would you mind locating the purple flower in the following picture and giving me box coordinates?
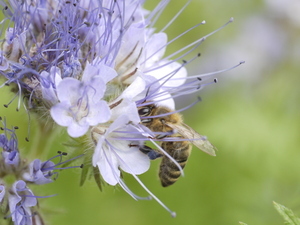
[0,0,241,217]
[50,62,115,137]
[8,180,37,225]
[23,159,55,185]
[0,184,5,203]
[23,151,83,185]
[0,123,20,168]
[92,112,150,186]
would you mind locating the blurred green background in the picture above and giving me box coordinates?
[1,0,300,224]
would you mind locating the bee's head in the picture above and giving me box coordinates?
[138,104,155,124]
[138,104,155,117]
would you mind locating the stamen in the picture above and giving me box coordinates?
[146,0,170,28]
[115,42,139,71]
[149,138,184,177]
[22,100,31,142]
[131,172,176,217]
[20,194,57,199]
[141,21,205,67]
[165,17,234,62]
[3,91,18,108]
[102,141,151,201]
[121,67,138,82]
[159,1,191,33]
[142,52,202,101]
[109,98,123,109]
[107,141,176,217]
[41,152,84,172]
[140,97,201,119]
[176,61,245,80]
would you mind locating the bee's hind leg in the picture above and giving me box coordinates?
[139,145,163,160]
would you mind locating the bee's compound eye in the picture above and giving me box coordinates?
[138,107,151,116]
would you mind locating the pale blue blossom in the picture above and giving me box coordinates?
[50,62,115,137]
[8,180,37,225]
[0,185,5,203]
[0,0,239,218]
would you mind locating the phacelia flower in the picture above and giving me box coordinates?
[50,62,115,137]
[0,0,243,217]
[0,119,83,224]
[8,180,38,225]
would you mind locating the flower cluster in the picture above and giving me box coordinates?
[0,0,242,219]
[0,119,82,225]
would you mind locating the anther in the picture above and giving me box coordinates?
[80,164,84,168]
[214,78,218,83]
[128,143,136,148]
[25,137,29,142]
[14,126,18,129]
[109,99,123,109]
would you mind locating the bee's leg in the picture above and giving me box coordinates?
[142,145,163,160]
[156,130,176,139]
[129,144,163,160]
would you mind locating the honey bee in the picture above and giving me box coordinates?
[137,103,217,187]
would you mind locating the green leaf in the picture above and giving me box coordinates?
[273,201,300,225]
[79,154,91,186]
[93,166,105,191]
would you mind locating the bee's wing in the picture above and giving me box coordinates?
[167,123,217,156]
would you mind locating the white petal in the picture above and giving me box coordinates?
[147,60,187,87]
[99,65,118,83]
[110,101,140,124]
[88,100,111,125]
[92,135,105,166]
[97,147,120,186]
[81,62,99,83]
[120,76,146,100]
[50,103,73,126]
[144,32,167,67]
[56,78,81,103]
[115,142,150,175]
[67,120,89,138]
[154,92,175,110]
[84,61,118,84]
